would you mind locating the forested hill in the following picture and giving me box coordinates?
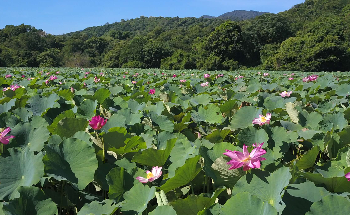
[1,0,350,72]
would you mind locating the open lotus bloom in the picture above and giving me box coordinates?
[201,82,209,87]
[149,88,155,94]
[89,116,107,130]
[280,91,292,97]
[0,127,15,144]
[223,143,266,171]
[252,113,271,125]
[204,74,210,78]
[136,166,162,183]
[346,172,350,181]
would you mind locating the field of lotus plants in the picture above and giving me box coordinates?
[0,67,350,214]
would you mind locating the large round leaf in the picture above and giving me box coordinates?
[77,200,117,215]
[121,183,156,213]
[149,205,177,215]
[231,167,292,214]
[3,186,57,215]
[221,192,277,215]
[230,106,262,129]
[306,195,350,215]
[43,138,98,190]
[0,147,44,200]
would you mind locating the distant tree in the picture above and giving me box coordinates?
[37,48,61,67]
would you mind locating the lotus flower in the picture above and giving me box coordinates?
[180,79,186,83]
[289,77,294,80]
[0,127,15,144]
[89,116,107,130]
[49,75,57,81]
[136,166,162,183]
[252,113,271,125]
[204,74,210,78]
[223,143,266,171]
[5,74,12,78]
[201,82,209,87]
[149,88,155,95]
[263,73,269,76]
[173,74,176,78]
[94,77,100,83]
[132,81,137,84]
[346,172,350,181]
[280,91,292,97]
[21,75,25,78]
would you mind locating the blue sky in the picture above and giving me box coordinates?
[0,0,305,35]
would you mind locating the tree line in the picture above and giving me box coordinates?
[1,0,350,72]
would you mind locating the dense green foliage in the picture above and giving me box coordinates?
[0,67,350,214]
[1,0,350,71]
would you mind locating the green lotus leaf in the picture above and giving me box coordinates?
[306,195,350,215]
[77,200,117,215]
[128,99,146,113]
[237,127,269,147]
[43,138,98,190]
[47,110,75,133]
[93,88,110,104]
[54,118,89,138]
[0,147,44,200]
[303,172,350,193]
[205,129,231,143]
[161,155,201,193]
[106,167,125,201]
[286,181,331,202]
[231,167,292,213]
[320,113,347,132]
[230,106,262,129]
[171,195,213,215]
[305,112,323,129]
[149,205,177,215]
[132,138,175,167]
[190,94,211,106]
[121,183,156,213]
[76,99,97,119]
[27,94,60,116]
[264,96,285,110]
[191,104,224,124]
[13,107,33,122]
[168,139,198,178]
[296,146,320,170]
[221,192,277,215]
[11,121,50,151]
[150,111,174,132]
[3,186,57,215]
[102,114,126,132]
[0,98,16,114]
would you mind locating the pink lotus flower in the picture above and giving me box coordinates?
[308,75,318,81]
[56,71,60,74]
[71,87,75,93]
[346,172,350,181]
[201,82,209,87]
[173,74,177,78]
[180,79,186,83]
[136,166,162,183]
[149,88,155,95]
[85,72,90,75]
[288,77,294,80]
[252,113,271,125]
[263,73,269,76]
[280,91,292,97]
[45,80,49,85]
[5,74,12,78]
[123,75,126,78]
[21,75,25,78]
[89,116,107,130]
[132,81,137,84]
[204,74,210,78]
[223,143,266,171]
[94,77,100,83]
[49,75,57,81]
[0,127,15,144]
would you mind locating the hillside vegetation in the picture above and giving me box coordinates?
[0,0,350,71]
